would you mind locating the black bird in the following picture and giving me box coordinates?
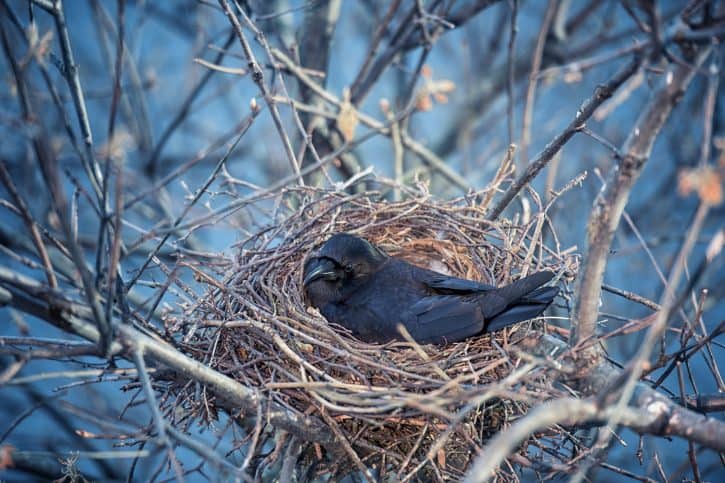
[303,233,558,344]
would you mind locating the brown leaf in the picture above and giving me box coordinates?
[336,87,358,142]
[678,166,723,206]
[700,169,723,205]
[0,445,14,470]
[414,69,455,111]
[415,93,433,111]
[437,448,446,469]
[433,92,449,104]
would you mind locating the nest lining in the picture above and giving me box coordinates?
[174,182,578,481]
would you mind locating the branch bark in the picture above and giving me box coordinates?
[463,332,725,483]
[570,46,709,346]
[487,55,641,221]
[296,0,347,184]
[0,268,340,458]
[217,0,303,183]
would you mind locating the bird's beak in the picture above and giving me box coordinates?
[303,258,338,286]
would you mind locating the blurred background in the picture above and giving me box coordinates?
[0,0,723,481]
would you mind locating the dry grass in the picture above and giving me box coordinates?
[173,179,578,481]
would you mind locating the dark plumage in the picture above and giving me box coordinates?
[303,233,559,344]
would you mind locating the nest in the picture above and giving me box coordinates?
[173,180,578,481]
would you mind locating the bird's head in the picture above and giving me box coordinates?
[303,234,388,291]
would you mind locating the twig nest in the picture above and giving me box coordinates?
[178,182,577,480]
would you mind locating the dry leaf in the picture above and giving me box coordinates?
[678,165,723,206]
[337,87,358,142]
[700,170,723,205]
[437,448,446,469]
[415,93,433,111]
[99,130,134,162]
[414,65,456,112]
[0,445,13,470]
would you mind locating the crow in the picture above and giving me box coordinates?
[303,233,558,344]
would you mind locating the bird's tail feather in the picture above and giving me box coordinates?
[484,272,558,332]
[518,285,559,305]
[493,271,555,304]
[485,302,552,332]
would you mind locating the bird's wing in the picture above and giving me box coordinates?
[403,295,485,344]
[422,273,496,294]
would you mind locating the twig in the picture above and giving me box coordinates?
[570,48,708,347]
[572,200,712,481]
[519,0,558,166]
[126,109,258,289]
[463,398,650,483]
[131,347,186,482]
[0,161,57,288]
[349,0,403,99]
[145,31,236,176]
[506,0,518,146]
[165,425,253,482]
[463,332,725,482]
[677,362,702,483]
[271,47,471,191]
[601,284,660,311]
[217,0,303,183]
[0,20,113,354]
[674,393,725,413]
[487,55,641,221]
[40,0,105,206]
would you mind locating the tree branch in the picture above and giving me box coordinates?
[570,46,709,346]
[487,55,641,221]
[0,267,340,459]
[463,332,725,482]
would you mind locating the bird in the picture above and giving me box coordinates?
[302,233,559,344]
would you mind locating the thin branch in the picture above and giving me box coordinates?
[0,17,113,354]
[271,48,471,191]
[131,348,185,482]
[463,332,725,482]
[487,55,641,220]
[506,0,518,146]
[43,0,105,206]
[217,0,303,183]
[601,283,660,311]
[0,268,340,456]
[519,0,558,166]
[126,109,258,290]
[570,47,709,346]
[0,161,57,288]
[145,30,236,177]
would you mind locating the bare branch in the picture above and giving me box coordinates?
[217,0,303,183]
[571,47,709,346]
[464,332,725,482]
[487,55,641,220]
